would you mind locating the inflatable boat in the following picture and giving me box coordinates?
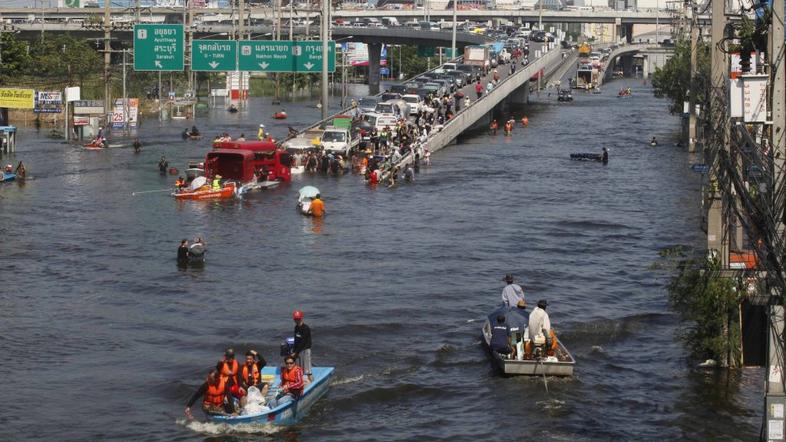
[570,153,603,161]
[173,177,237,201]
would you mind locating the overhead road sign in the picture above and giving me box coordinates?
[238,41,335,73]
[192,40,238,71]
[133,24,184,71]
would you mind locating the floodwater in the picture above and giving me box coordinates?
[0,78,764,441]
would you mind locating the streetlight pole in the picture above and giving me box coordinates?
[655,0,659,43]
[321,0,329,120]
[290,0,295,99]
[538,0,543,31]
[451,0,456,60]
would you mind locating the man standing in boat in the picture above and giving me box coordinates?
[501,274,527,309]
[290,310,313,382]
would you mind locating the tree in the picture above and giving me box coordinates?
[651,39,710,114]
[28,34,101,86]
[0,33,32,84]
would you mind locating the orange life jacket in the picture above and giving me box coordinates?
[504,122,513,132]
[203,376,226,407]
[490,121,498,130]
[219,359,239,384]
[242,363,260,386]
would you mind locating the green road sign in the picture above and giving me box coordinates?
[417,46,435,57]
[64,0,80,7]
[444,48,458,58]
[238,41,335,73]
[192,40,238,71]
[133,24,184,71]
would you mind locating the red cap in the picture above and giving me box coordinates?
[293,310,304,320]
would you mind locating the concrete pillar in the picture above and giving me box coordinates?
[368,43,382,95]
[624,24,633,44]
[642,55,649,78]
[622,56,633,77]
[506,81,530,104]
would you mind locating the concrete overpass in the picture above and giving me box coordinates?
[0,6,680,25]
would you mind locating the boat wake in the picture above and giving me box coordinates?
[177,418,281,435]
[332,374,365,386]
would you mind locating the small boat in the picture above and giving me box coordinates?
[173,178,237,201]
[182,132,202,140]
[237,180,281,196]
[83,142,105,150]
[273,111,288,119]
[227,106,239,113]
[185,161,205,182]
[207,366,334,426]
[1,172,16,182]
[482,306,575,376]
[188,242,206,264]
[570,153,603,162]
[297,185,320,215]
[291,165,305,175]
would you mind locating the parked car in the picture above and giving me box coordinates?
[380,92,402,102]
[358,96,381,113]
[401,94,423,114]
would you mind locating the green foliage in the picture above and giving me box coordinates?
[28,34,102,84]
[0,33,32,84]
[667,257,742,367]
[395,45,440,79]
[651,39,710,114]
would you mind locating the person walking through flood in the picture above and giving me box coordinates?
[308,194,324,217]
[177,239,189,266]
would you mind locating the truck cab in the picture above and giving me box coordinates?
[208,140,292,183]
[320,126,354,156]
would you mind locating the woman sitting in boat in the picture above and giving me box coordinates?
[267,356,304,408]
[184,368,240,419]
[174,176,186,190]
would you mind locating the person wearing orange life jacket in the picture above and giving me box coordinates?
[217,348,239,385]
[504,120,513,135]
[185,368,232,419]
[241,350,269,396]
[489,120,499,133]
[267,356,305,408]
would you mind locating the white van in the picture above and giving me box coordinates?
[362,113,398,132]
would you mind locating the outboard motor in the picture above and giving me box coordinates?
[279,336,295,356]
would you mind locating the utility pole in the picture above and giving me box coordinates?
[321,0,329,120]
[764,0,786,433]
[239,0,245,105]
[290,0,295,99]
[122,49,128,134]
[451,0,456,60]
[103,0,111,127]
[687,6,698,153]
[135,0,141,23]
[706,0,728,267]
[274,0,281,104]
[538,0,543,30]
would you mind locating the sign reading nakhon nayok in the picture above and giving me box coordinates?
[238,41,335,73]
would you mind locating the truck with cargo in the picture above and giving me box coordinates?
[463,45,490,72]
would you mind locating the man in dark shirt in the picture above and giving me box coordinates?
[177,239,189,266]
[290,310,312,381]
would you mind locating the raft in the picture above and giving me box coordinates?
[83,142,105,150]
[173,182,236,201]
[273,111,288,119]
[570,153,603,161]
[227,106,239,113]
[2,172,16,182]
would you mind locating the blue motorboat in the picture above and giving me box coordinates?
[207,365,334,426]
[2,172,16,182]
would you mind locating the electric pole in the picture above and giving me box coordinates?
[103,0,111,127]
[321,0,329,120]
[764,0,786,433]
[688,5,698,153]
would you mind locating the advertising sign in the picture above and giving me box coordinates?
[73,100,105,115]
[73,116,89,126]
[0,88,35,109]
[34,91,63,113]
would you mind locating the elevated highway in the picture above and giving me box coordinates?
[0,6,680,25]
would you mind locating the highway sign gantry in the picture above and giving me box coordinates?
[238,41,335,73]
[133,24,184,71]
[192,40,238,71]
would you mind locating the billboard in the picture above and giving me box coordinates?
[35,91,63,113]
[0,88,35,109]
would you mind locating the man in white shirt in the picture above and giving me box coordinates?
[527,299,557,357]
[501,274,527,309]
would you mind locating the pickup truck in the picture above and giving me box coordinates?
[320,126,358,156]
